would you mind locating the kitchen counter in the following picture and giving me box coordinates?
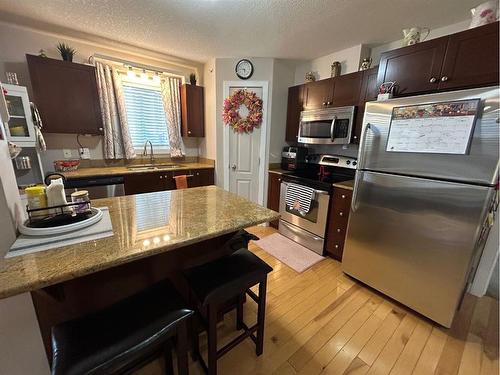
[60,162,214,179]
[332,179,355,191]
[0,186,279,299]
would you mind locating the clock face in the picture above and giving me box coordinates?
[236,59,253,80]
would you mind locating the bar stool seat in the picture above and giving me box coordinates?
[51,280,193,375]
[184,248,273,375]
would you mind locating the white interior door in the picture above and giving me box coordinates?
[224,83,268,204]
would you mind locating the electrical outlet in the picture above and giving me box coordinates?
[79,147,91,159]
[63,149,72,158]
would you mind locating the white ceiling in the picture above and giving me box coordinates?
[0,0,477,63]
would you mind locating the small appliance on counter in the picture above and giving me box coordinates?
[278,154,356,255]
[281,146,308,171]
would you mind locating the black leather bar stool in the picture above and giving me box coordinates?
[183,248,273,375]
[51,280,193,375]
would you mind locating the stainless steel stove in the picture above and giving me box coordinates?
[278,154,356,255]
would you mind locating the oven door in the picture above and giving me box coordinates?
[278,181,330,237]
[298,107,355,145]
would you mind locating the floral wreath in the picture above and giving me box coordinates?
[223,89,263,133]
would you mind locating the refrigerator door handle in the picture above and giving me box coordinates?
[351,170,364,212]
[358,122,372,168]
[330,115,337,142]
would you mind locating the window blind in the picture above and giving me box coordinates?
[122,84,170,148]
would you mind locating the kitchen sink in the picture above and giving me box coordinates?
[127,164,179,171]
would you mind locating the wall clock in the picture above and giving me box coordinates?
[235,59,254,80]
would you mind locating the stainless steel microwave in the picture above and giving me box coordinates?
[298,106,356,145]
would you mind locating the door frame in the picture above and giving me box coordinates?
[223,80,269,205]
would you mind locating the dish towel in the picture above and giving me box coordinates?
[285,183,315,215]
[174,175,188,189]
[30,102,46,151]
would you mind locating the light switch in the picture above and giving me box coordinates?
[63,149,72,158]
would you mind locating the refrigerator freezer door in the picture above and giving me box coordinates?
[342,171,494,327]
[359,86,499,185]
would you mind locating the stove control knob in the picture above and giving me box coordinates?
[346,160,351,165]
[352,161,357,166]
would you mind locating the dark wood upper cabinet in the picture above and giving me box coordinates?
[351,67,379,144]
[180,84,204,137]
[378,22,499,96]
[359,67,379,105]
[377,38,448,96]
[26,55,104,135]
[285,85,304,142]
[439,22,499,91]
[267,172,282,229]
[331,71,362,106]
[304,78,334,109]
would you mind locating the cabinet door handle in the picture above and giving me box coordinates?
[160,175,163,179]
[188,130,192,135]
[341,194,346,199]
[429,77,437,83]
[337,228,341,233]
[339,211,344,216]
[322,102,327,106]
[335,245,339,249]
[440,76,449,82]
[98,127,103,132]
[327,101,332,105]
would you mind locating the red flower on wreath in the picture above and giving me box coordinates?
[223,89,263,133]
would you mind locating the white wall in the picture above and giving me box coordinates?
[0,293,50,375]
[199,58,217,163]
[294,44,370,84]
[269,59,296,163]
[0,21,204,168]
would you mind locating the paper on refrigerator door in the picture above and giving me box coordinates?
[386,98,480,154]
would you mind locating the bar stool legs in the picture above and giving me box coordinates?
[256,278,267,356]
[191,275,268,375]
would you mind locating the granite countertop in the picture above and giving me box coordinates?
[61,162,214,179]
[0,186,279,299]
[332,179,355,191]
[268,168,292,175]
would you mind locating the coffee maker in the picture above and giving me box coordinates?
[281,146,308,171]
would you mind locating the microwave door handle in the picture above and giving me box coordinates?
[330,115,337,142]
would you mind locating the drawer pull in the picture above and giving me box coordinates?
[335,245,339,249]
[337,228,341,233]
[339,211,344,216]
[341,194,346,199]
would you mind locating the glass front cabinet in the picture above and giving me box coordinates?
[2,84,36,146]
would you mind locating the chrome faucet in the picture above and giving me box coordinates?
[142,140,155,164]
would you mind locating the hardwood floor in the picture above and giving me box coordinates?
[138,226,499,375]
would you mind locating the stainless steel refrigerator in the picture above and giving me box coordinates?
[342,86,499,328]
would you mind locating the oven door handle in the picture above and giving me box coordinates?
[281,181,329,196]
[330,115,337,142]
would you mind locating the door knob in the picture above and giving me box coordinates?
[231,164,237,170]
[440,76,449,82]
[429,77,437,83]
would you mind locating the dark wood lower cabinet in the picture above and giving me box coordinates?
[124,168,214,195]
[267,172,282,229]
[325,187,353,261]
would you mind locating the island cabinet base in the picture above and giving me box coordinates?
[31,230,250,363]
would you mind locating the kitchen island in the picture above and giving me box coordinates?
[0,186,279,367]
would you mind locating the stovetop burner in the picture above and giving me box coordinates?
[281,154,356,192]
